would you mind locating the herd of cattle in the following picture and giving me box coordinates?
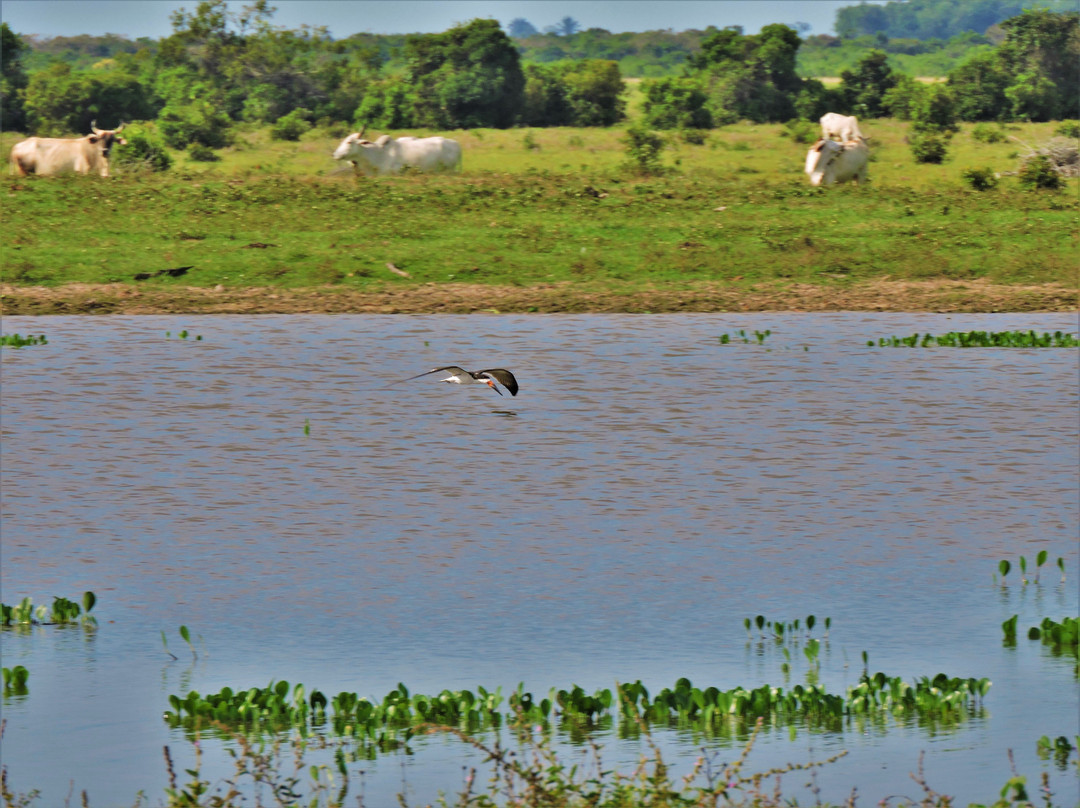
[9,113,869,186]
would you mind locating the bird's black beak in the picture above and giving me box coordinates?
[488,381,504,396]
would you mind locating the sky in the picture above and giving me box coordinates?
[1,1,865,39]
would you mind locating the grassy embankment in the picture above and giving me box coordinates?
[1,117,1076,314]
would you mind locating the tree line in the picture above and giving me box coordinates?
[639,9,1077,130]
[1,1,1075,160]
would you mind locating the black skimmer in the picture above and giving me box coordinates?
[399,366,519,396]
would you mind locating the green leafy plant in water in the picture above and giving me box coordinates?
[1035,550,1049,583]
[1,592,96,627]
[869,330,1079,348]
[180,625,197,659]
[720,329,772,345]
[1025,616,1079,672]
[2,665,29,696]
[0,334,48,348]
[1036,734,1076,767]
[1002,614,1019,645]
[161,630,178,660]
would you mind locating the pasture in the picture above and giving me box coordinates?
[2,119,1076,314]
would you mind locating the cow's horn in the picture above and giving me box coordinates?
[358,123,367,139]
[115,121,126,132]
[90,119,101,134]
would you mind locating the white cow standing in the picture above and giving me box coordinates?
[819,112,865,143]
[10,121,127,177]
[805,138,870,186]
[333,132,462,176]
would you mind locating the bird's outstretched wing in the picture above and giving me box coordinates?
[395,366,471,385]
[478,368,519,396]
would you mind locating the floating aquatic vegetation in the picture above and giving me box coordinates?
[1036,734,1077,768]
[0,592,96,628]
[1003,615,1078,674]
[719,329,772,345]
[164,669,990,748]
[743,614,830,640]
[2,665,29,696]
[0,333,48,348]
[166,330,203,340]
[995,553,1066,584]
[868,330,1079,348]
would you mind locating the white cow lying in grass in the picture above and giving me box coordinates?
[820,112,865,143]
[333,132,462,176]
[805,138,870,186]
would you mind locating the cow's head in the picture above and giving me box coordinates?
[805,139,843,186]
[333,132,376,162]
[333,129,394,167]
[88,120,128,154]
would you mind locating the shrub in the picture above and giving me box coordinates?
[1055,120,1080,139]
[1018,154,1063,190]
[112,125,172,172]
[522,130,540,151]
[159,101,232,149]
[781,119,818,144]
[621,126,666,176]
[971,123,1006,143]
[269,108,313,141]
[910,132,949,164]
[961,166,998,191]
[187,142,220,162]
[679,128,709,145]
[641,76,712,130]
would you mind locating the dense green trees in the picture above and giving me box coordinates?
[837,50,898,118]
[644,24,820,126]
[1,5,1074,138]
[520,59,626,127]
[1,23,29,132]
[404,19,524,128]
[835,0,1072,40]
[945,9,1078,121]
[22,61,156,135]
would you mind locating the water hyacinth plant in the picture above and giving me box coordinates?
[2,665,29,696]
[164,670,990,749]
[995,554,1065,585]
[0,333,48,348]
[0,592,97,628]
[868,330,1079,348]
[719,329,772,345]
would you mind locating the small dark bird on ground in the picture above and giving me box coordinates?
[397,366,519,396]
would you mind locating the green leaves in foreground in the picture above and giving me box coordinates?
[868,330,1079,348]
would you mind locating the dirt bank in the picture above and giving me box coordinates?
[1,279,1076,316]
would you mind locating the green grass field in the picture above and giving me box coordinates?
[2,119,1076,311]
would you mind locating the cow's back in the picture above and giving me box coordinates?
[397,136,461,172]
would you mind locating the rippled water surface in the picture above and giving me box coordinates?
[2,313,1077,807]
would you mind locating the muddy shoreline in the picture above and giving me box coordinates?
[1,279,1076,315]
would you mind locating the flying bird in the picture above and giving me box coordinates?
[398,366,519,396]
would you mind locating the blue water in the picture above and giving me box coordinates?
[1,313,1077,807]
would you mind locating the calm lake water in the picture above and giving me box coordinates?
[1,313,1077,808]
